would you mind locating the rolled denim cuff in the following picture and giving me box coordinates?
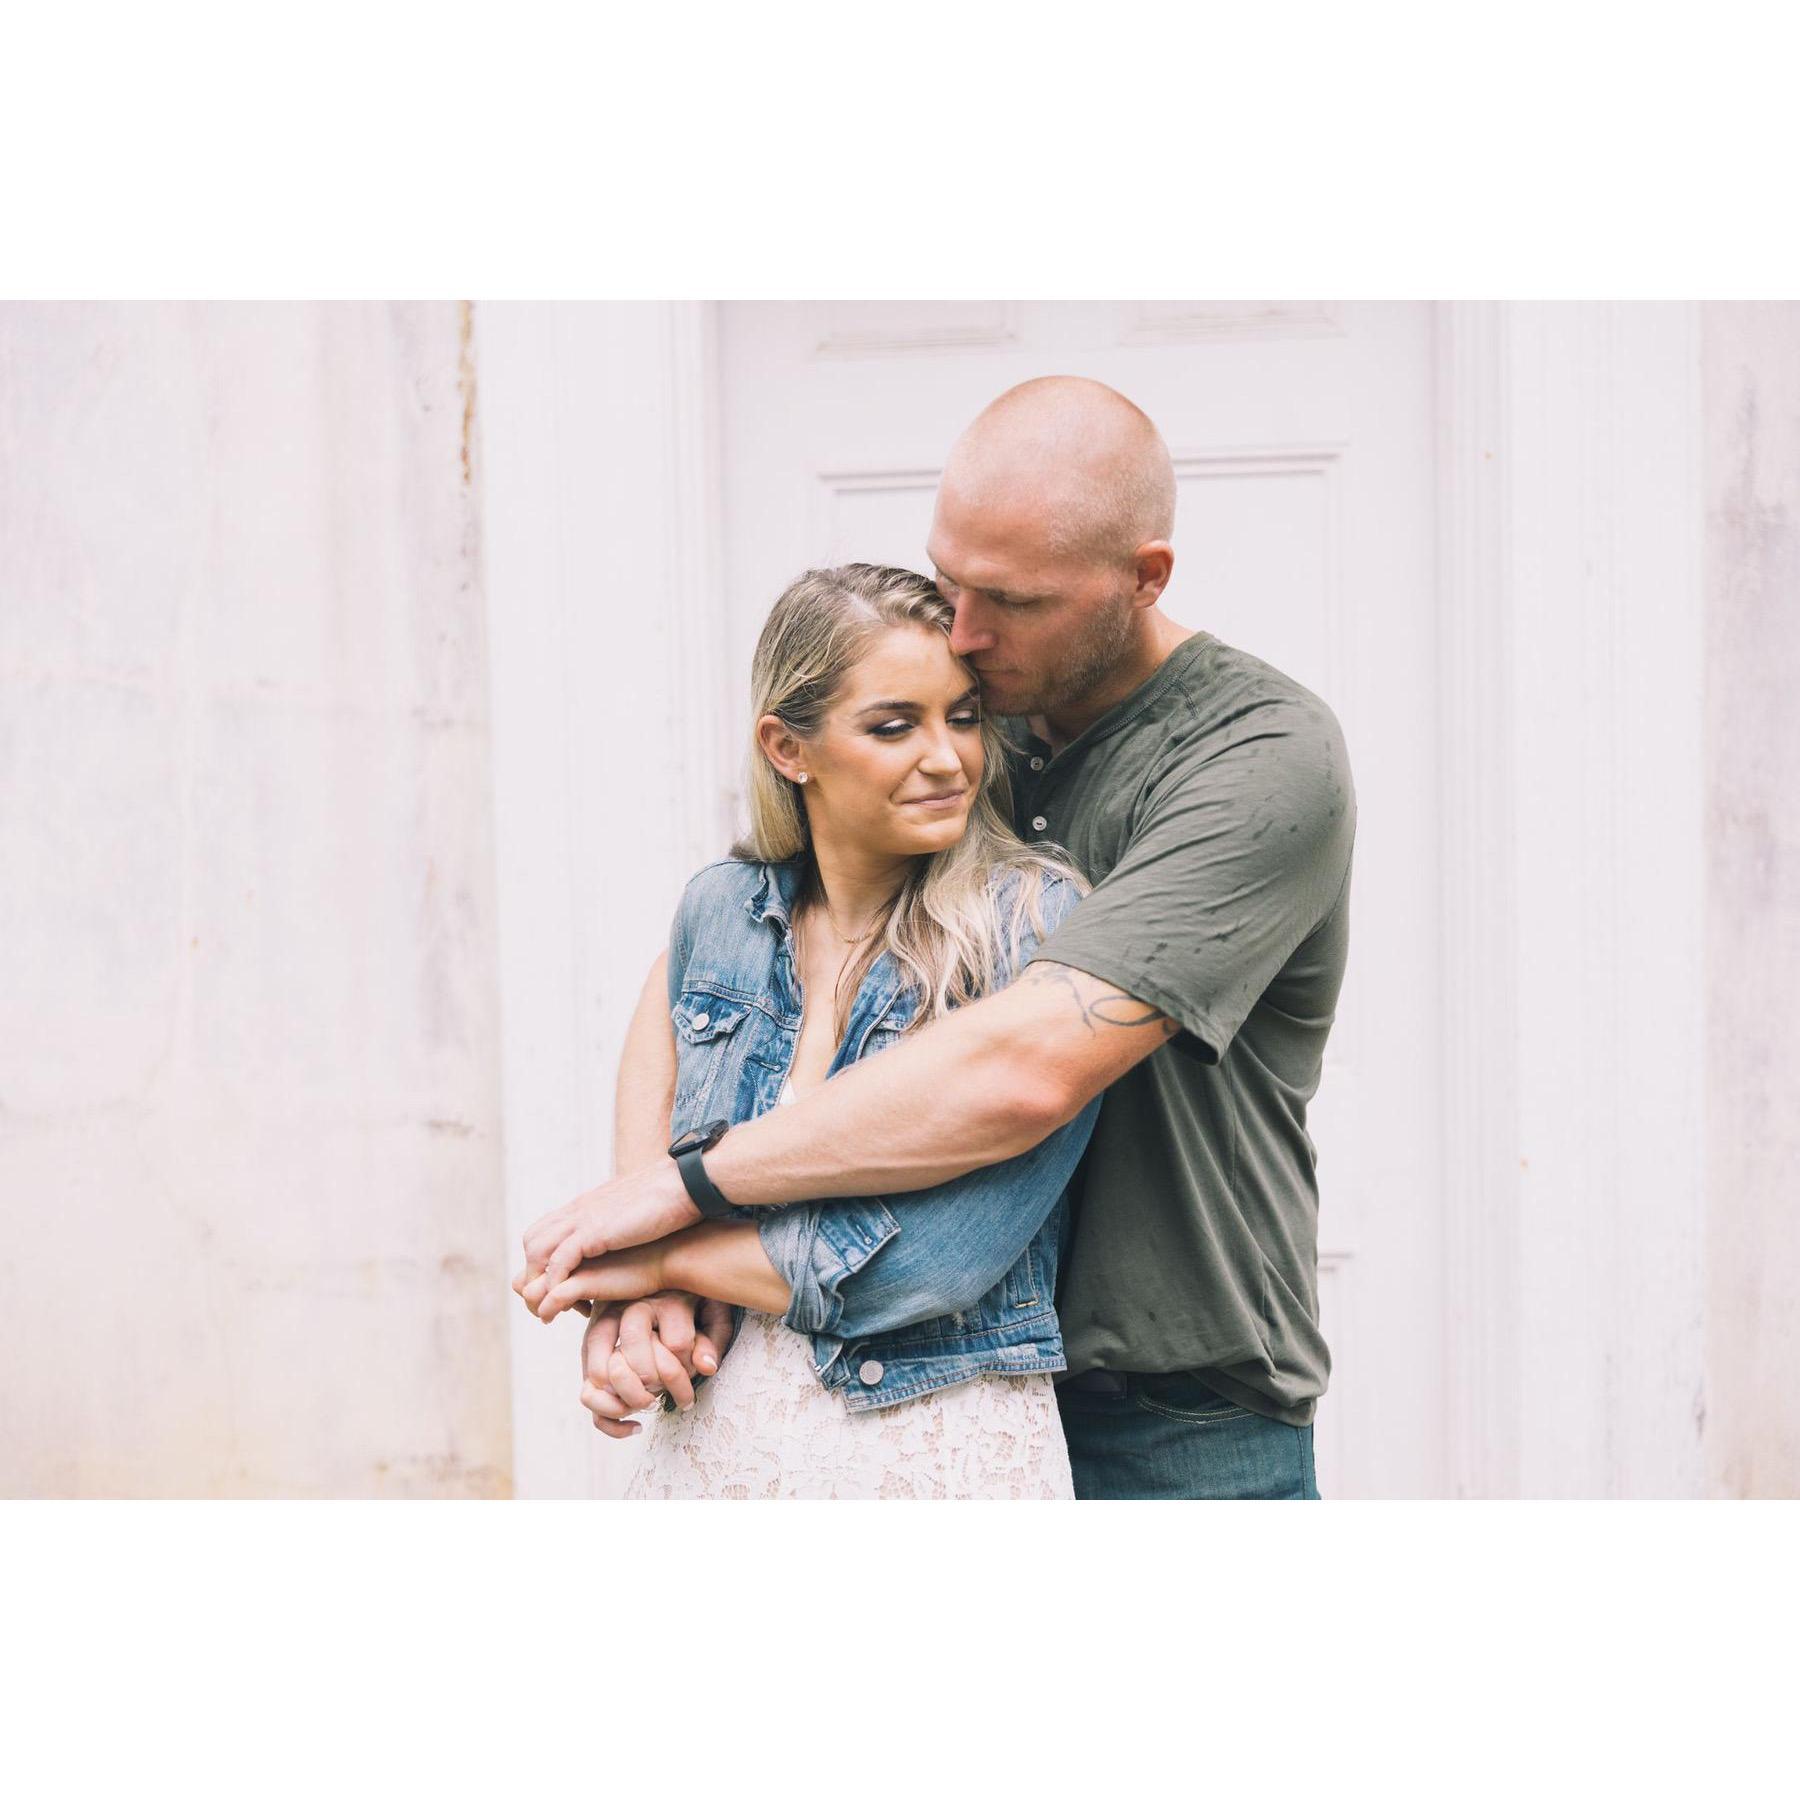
[757,1201,901,1336]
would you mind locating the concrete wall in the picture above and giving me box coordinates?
[0,303,512,1496]
[1703,302,1800,1498]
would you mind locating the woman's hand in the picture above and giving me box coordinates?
[579,1293,737,1436]
[536,1239,669,1323]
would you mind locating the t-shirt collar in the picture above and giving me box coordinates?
[1003,631,1214,767]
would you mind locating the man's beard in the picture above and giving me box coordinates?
[997,588,1138,719]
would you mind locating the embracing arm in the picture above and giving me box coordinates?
[529,964,1173,1288]
[541,1085,1102,1333]
[527,957,1164,1295]
[700,959,1170,1204]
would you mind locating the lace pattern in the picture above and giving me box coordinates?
[623,1307,1075,1501]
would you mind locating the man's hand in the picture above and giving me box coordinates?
[513,1160,699,1316]
[580,1293,738,1438]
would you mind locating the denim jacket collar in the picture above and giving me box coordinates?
[745,858,802,938]
[744,858,915,1039]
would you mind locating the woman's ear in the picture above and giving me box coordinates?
[755,713,808,785]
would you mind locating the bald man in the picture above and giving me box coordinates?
[524,376,1355,1500]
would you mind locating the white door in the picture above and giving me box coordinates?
[716,301,1444,1498]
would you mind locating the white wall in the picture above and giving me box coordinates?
[1438,303,1710,1498]
[1703,302,1800,1498]
[0,303,513,1496]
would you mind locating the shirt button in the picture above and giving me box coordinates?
[1030,815,1048,833]
[858,1360,884,1386]
[1028,756,1045,772]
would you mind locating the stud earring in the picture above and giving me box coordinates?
[795,772,808,784]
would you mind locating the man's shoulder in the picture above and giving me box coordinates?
[1145,635,1348,778]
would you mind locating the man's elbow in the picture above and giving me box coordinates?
[969,1042,1083,1158]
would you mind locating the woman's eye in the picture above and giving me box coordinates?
[950,711,981,728]
[871,720,911,739]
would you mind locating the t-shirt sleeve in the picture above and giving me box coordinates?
[1028,700,1355,1063]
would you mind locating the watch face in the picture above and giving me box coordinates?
[670,1119,728,1157]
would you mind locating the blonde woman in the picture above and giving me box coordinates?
[533,564,1099,1499]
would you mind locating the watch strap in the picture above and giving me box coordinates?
[673,1143,736,1221]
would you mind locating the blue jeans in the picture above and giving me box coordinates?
[1056,1372,1320,1500]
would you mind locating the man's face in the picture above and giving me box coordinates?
[925,482,1137,720]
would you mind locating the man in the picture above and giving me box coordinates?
[518,375,1355,1500]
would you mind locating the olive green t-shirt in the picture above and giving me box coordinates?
[1013,632,1355,1425]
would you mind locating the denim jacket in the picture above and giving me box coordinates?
[666,857,1100,1413]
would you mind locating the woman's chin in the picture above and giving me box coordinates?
[887,815,969,856]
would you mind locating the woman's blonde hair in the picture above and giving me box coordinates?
[737,563,1084,1034]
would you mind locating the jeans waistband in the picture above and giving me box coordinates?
[1056,1369,1132,1396]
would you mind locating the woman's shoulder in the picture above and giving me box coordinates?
[679,856,764,912]
[670,856,770,969]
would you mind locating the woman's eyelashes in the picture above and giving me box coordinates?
[868,710,981,740]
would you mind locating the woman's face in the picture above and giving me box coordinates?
[771,626,985,862]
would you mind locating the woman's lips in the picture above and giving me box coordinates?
[901,790,969,810]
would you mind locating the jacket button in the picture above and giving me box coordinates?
[858,1360,884,1386]
[690,1011,710,1030]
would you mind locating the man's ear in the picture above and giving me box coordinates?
[1131,541,1175,608]
[755,713,807,783]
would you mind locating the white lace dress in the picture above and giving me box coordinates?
[623,1085,1075,1501]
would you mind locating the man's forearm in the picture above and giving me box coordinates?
[703,972,1107,1208]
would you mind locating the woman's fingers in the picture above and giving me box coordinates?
[538,1264,641,1323]
[582,1307,621,1386]
[608,1306,661,1411]
[650,1294,697,1367]
[694,1297,737,1375]
[581,1382,640,1439]
[605,1347,656,1412]
[650,1336,696,1412]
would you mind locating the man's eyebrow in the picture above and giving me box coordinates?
[936,568,1038,605]
[855,686,981,716]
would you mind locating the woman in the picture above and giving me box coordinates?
[536,563,1099,1499]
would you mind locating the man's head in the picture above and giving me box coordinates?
[926,375,1176,719]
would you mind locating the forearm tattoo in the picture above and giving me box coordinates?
[1021,963,1180,1039]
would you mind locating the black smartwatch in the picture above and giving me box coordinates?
[668,1118,736,1220]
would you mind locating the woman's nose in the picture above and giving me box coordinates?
[917,732,963,775]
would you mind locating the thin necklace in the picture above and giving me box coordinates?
[810,893,882,946]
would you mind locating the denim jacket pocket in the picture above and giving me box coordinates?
[671,996,753,1124]
[672,997,751,1046]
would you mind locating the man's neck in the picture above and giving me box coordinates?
[1036,612,1195,750]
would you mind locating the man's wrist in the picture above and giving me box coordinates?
[660,1157,704,1228]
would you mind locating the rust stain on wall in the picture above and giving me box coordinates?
[457,299,477,489]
